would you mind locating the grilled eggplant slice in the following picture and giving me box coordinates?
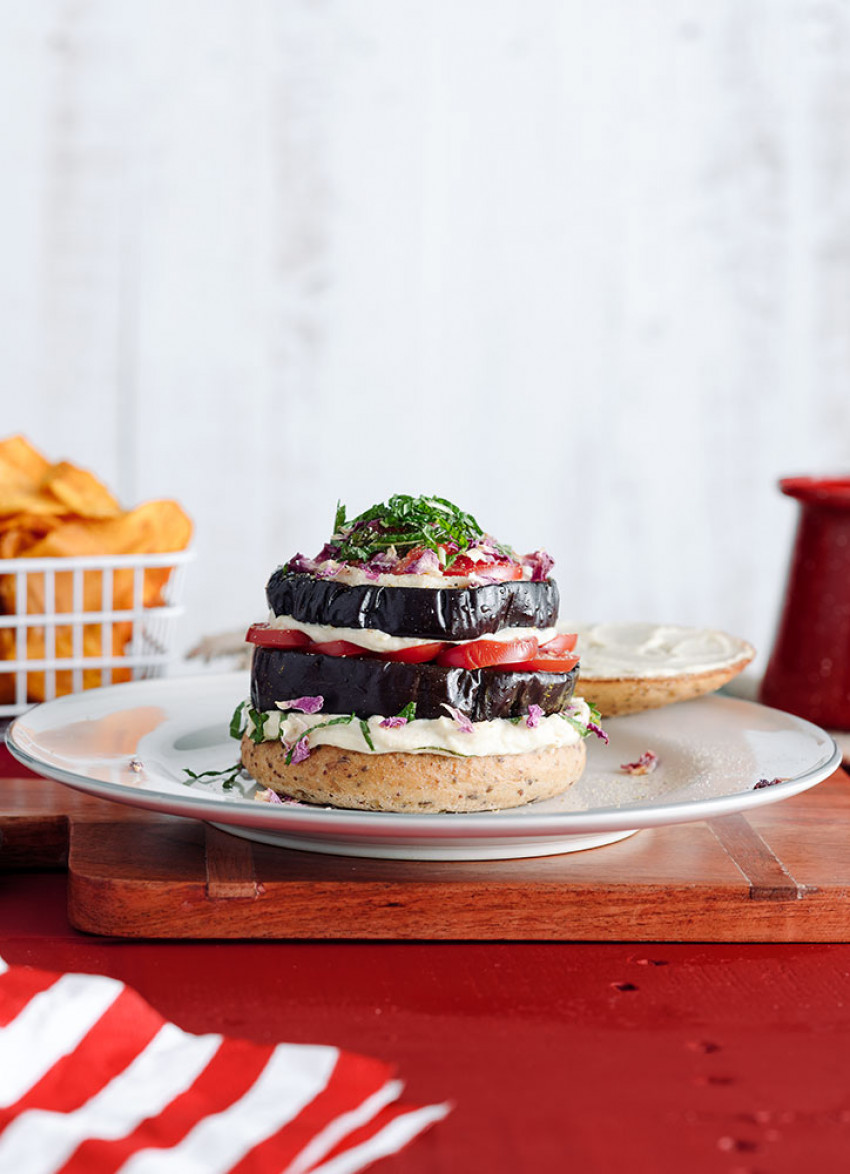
[266,571,559,641]
[250,646,578,722]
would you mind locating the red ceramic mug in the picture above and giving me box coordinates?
[760,476,850,729]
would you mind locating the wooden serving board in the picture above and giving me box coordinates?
[2,770,850,941]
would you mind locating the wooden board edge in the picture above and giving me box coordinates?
[64,871,850,941]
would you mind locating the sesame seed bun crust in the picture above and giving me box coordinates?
[241,735,587,813]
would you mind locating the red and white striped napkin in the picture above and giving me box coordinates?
[0,956,449,1173]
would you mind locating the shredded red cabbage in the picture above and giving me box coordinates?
[521,550,555,581]
[285,552,312,573]
[588,721,609,744]
[285,552,343,579]
[401,548,441,575]
[379,715,409,728]
[362,550,401,580]
[315,561,343,579]
[470,569,511,585]
[469,536,505,559]
[525,704,544,729]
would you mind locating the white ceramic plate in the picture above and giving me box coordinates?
[6,673,840,861]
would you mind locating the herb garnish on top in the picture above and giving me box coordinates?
[328,494,510,568]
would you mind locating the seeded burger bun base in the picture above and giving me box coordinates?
[571,622,755,717]
[241,736,587,813]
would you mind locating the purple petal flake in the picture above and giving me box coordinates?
[379,715,409,728]
[525,704,544,729]
[620,750,658,776]
[286,735,311,765]
[588,720,609,744]
[441,703,474,733]
[278,696,324,715]
[257,788,304,806]
[521,549,555,582]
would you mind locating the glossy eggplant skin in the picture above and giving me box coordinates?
[265,571,559,640]
[250,647,578,722]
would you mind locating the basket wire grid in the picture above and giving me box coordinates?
[0,550,193,718]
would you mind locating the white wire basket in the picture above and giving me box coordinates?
[0,549,193,718]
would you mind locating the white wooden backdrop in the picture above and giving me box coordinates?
[3,0,850,668]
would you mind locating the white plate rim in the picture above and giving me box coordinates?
[4,672,842,842]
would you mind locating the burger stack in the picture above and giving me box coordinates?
[234,495,602,812]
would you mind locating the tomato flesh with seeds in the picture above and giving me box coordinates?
[443,555,524,581]
[435,636,539,670]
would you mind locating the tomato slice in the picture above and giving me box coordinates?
[520,651,580,672]
[510,633,580,672]
[245,624,311,649]
[443,555,523,581]
[435,636,539,670]
[380,642,448,663]
[245,626,574,671]
[310,640,374,658]
[541,633,577,654]
[245,627,374,658]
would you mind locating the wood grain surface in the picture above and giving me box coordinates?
[3,769,849,940]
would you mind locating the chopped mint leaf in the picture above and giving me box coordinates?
[184,762,244,788]
[333,500,346,536]
[397,701,417,721]
[418,745,469,757]
[310,713,356,732]
[559,710,592,738]
[247,708,268,744]
[229,700,247,739]
[332,494,494,563]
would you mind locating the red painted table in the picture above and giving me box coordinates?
[3,753,850,1173]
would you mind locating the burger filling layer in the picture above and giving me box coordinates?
[244,697,594,758]
[266,614,559,654]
